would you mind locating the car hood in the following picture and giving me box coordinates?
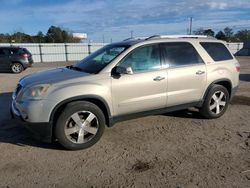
[20,67,90,86]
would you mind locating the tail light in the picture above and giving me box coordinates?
[21,53,29,59]
[235,61,240,72]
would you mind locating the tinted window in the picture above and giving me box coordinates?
[120,44,161,73]
[162,42,204,67]
[23,48,31,55]
[200,42,233,61]
[0,48,8,55]
[0,49,5,55]
[9,48,19,55]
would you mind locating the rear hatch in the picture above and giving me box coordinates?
[21,48,34,64]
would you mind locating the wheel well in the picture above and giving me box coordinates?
[51,98,110,130]
[84,98,110,126]
[213,80,232,97]
[11,61,24,68]
[200,79,233,107]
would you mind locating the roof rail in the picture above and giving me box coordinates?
[123,37,147,41]
[145,35,214,40]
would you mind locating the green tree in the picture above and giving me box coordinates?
[46,26,62,42]
[215,31,226,41]
[234,30,250,42]
[35,31,45,43]
[0,34,8,43]
[193,28,215,37]
[224,27,234,41]
[203,29,215,37]
[45,26,81,43]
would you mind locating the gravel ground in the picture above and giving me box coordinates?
[0,58,249,188]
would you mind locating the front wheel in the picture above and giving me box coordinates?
[55,101,105,150]
[200,84,229,119]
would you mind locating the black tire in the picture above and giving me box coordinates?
[55,101,105,150]
[11,63,24,73]
[200,84,229,119]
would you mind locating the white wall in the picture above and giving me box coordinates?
[0,42,244,63]
[226,43,244,54]
[0,43,106,63]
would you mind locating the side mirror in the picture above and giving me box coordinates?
[111,66,133,77]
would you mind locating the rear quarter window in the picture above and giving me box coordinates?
[200,42,233,61]
[9,48,20,55]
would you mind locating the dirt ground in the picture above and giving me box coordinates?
[0,58,249,188]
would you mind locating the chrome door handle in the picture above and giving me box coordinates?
[153,76,165,81]
[196,70,205,75]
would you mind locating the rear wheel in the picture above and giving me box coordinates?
[200,84,229,119]
[55,101,105,150]
[11,63,23,73]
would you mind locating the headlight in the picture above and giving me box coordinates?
[21,84,50,100]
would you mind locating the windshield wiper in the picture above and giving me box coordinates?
[66,65,85,72]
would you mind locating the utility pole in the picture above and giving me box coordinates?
[102,34,105,43]
[189,17,193,35]
[130,30,134,38]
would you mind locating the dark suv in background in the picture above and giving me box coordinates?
[0,46,33,73]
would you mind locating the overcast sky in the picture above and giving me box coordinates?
[0,0,249,42]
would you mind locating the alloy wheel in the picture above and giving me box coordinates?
[209,91,227,114]
[64,111,99,144]
[12,64,22,73]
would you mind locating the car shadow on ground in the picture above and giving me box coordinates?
[163,108,205,119]
[240,74,250,82]
[0,92,64,150]
[0,70,12,73]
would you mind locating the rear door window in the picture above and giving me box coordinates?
[161,42,204,67]
[0,49,5,55]
[200,42,233,61]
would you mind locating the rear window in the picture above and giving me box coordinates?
[200,42,233,61]
[22,48,31,55]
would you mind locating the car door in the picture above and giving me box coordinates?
[0,48,10,71]
[161,42,207,107]
[111,44,167,116]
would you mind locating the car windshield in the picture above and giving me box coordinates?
[73,44,129,74]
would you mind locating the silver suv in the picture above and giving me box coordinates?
[11,35,240,150]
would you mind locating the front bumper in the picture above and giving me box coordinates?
[10,101,53,143]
